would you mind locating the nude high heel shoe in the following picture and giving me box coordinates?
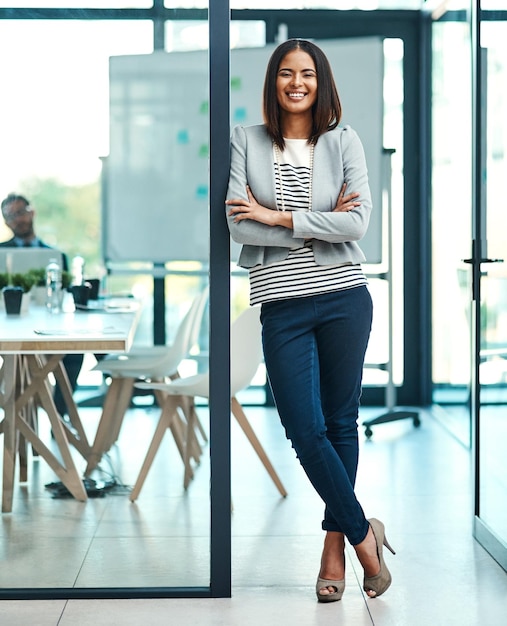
[315,577,345,603]
[363,518,396,598]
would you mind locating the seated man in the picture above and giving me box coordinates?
[1,192,84,418]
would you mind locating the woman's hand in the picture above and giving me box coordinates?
[227,185,291,227]
[333,182,361,213]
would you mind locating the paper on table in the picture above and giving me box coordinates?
[74,303,135,313]
[33,327,121,336]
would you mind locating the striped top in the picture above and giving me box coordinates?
[249,139,367,306]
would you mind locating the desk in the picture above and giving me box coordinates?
[0,301,140,513]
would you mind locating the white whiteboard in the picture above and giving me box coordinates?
[105,38,384,264]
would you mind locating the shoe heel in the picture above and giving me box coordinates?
[363,518,394,598]
[383,535,396,555]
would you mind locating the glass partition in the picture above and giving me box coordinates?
[0,1,433,597]
[476,16,507,570]
[0,16,212,593]
[431,18,473,445]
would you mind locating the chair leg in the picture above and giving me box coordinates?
[106,378,135,450]
[193,412,208,444]
[153,391,186,462]
[166,400,197,489]
[171,396,204,489]
[178,395,203,463]
[129,401,176,502]
[231,397,288,498]
[171,408,196,488]
[180,405,197,490]
[85,377,134,475]
[168,373,207,445]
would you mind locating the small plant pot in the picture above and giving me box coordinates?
[71,283,92,308]
[87,278,100,300]
[2,286,24,315]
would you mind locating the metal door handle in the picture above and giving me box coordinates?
[462,258,504,264]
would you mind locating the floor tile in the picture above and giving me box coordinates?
[0,405,506,626]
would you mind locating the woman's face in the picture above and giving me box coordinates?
[276,49,318,116]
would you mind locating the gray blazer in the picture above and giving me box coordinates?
[226,124,372,269]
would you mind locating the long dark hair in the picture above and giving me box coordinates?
[263,39,342,149]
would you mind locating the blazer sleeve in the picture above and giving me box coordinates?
[291,127,372,243]
[226,125,304,249]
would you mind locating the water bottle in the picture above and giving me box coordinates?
[71,255,85,286]
[46,258,62,313]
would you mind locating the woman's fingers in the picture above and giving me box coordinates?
[226,197,248,207]
[226,198,250,216]
[334,183,360,212]
[227,185,255,211]
[344,192,360,203]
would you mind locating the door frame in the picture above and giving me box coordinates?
[471,1,507,572]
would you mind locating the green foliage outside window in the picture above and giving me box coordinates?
[20,177,102,278]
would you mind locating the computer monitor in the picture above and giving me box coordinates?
[0,248,64,274]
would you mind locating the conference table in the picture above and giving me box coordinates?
[0,298,141,513]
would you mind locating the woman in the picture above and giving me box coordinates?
[226,39,394,602]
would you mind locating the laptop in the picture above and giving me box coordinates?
[0,248,64,274]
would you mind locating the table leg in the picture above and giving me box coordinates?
[2,355,18,513]
[17,357,36,482]
[51,357,91,458]
[9,355,88,504]
[15,416,88,502]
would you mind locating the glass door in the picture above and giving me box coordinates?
[473,8,507,571]
[431,16,473,446]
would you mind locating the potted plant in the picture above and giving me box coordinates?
[11,272,36,293]
[0,272,8,290]
[1,271,22,314]
[1,271,25,315]
[27,267,71,288]
[26,267,46,287]
[9,272,36,313]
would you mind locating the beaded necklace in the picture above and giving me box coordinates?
[273,141,315,212]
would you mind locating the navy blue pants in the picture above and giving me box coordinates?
[261,286,372,545]
[54,354,84,417]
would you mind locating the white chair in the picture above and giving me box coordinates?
[84,287,208,476]
[130,306,288,499]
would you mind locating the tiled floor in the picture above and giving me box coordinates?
[1,403,507,625]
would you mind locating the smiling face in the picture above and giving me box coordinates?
[276,49,318,118]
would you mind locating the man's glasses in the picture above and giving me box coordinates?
[3,206,33,221]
